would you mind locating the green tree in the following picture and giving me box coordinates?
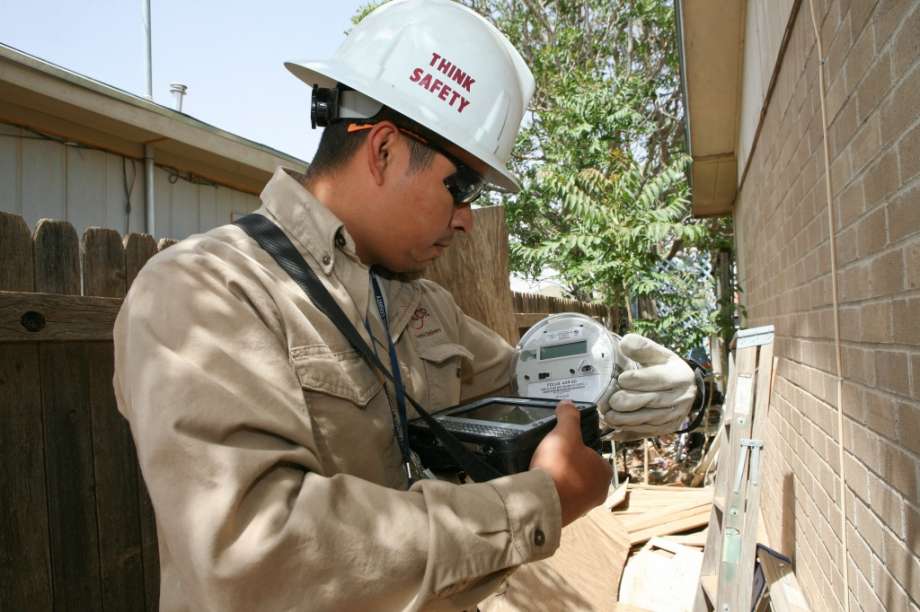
[459,0,732,354]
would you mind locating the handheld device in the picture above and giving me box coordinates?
[409,396,600,475]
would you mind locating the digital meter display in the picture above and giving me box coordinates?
[462,403,555,425]
[539,340,587,360]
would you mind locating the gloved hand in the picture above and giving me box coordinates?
[600,334,697,439]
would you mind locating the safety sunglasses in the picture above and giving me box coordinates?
[347,123,484,206]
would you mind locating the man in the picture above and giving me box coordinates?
[113,1,696,610]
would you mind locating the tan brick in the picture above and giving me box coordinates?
[860,300,894,343]
[905,238,920,290]
[862,147,900,208]
[857,205,889,257]
[847,420,880,470]
[853,493,887,557]
[891,0,920,77]
[864,389,899,439]
[831,146,852,196]
[899,120,920,185]
[880,58,920,146]
[898,401,920,455]
[832,97,861,160]
[879,440,919,503]
[845,451,871,500]
[892,298,920,345]
[912,354,920,399]
[850,114,882,175]
[869,477,905,536]
[844,346,876,386]
[858,571,885,612]
[849,0,878,38]
[872,557,911,612]
[867,248,905,297]
[876,0,913,43]
[907,504,920,556]
[838,224,860,265]
[876,350,911,397]
[840,264,869,303]
[837,178,865,230]
[889,182,920,242]
[846,15,876,86]
[883,530,920,602]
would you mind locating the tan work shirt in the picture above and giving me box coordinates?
[113,167,562,611]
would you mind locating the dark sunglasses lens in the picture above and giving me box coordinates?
[444,166,484,205]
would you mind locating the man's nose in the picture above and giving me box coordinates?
[451,205,474,233]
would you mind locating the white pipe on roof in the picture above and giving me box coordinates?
[143,0,153,100]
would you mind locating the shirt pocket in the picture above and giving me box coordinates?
[290,345,382,406]
[290,345,399,480]
[418,343,473,410]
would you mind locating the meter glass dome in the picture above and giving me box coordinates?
[513,313,634,404]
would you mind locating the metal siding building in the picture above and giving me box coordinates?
[0,43,305,239]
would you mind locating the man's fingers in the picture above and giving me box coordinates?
[619,334,673,367]
[617,361,695,391]
[554,400,580,434]
[608,386,696,412]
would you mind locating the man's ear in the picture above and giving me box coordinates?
[366,122,399,187]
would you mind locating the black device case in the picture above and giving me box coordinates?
[409,397,601,475]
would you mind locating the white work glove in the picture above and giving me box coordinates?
[600,334,697,439]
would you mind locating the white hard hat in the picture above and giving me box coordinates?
[285,0,534,192]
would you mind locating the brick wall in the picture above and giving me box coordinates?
[733,0,919,610]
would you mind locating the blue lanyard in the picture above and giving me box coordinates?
[369,273,413,485]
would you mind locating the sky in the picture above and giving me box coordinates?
[0,0,370,162]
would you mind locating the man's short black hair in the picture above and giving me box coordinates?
[303,106,436,182]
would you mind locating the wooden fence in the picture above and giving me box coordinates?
[0,208,609,609]
[1,211,163,611]
[512,291,614,336]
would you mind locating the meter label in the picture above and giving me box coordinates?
[528,375,603,402]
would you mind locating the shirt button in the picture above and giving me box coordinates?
[534,528,545,546]
[334,232,346,248]
[322,254,331,265]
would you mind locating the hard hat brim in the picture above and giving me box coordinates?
[285,59,522,194]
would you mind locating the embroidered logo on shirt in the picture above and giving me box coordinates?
[411,307,430,330]
[412,306,444,339]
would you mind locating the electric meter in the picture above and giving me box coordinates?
[513,313,636,404]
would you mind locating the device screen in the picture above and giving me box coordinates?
[540,340,587,360]
[462,402,555,425]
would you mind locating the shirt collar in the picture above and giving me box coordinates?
[257,167,421,339]
[258,167,362,275]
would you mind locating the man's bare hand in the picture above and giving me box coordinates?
[529,401,612,526]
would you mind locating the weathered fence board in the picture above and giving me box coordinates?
[34,219,103,610]
[0,292,121,342]
[85,228,149,611]
[0,212,52,611]
[0,346,51,610]
[83,228,127,298]
[0,212,34,290]
[124,233,157,290]
[34,219,80,294]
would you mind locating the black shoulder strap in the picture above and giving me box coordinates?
[234,213,501,482]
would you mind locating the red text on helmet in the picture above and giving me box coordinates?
[409,66,472,113]
[428,52,476,92]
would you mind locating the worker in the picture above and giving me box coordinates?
[113,1,697,610]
